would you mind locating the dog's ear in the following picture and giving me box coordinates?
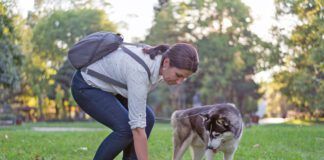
[199,113,209,121]
[223,119,230,127]
[217,118,230,127]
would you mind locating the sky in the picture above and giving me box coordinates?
[16,0,279,42]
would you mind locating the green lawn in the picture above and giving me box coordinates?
[0,122,323,160]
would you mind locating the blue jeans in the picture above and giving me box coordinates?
[71,70,155,160]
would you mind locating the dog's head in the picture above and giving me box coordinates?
[200,113,234,152]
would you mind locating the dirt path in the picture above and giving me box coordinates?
[32,127,106,132]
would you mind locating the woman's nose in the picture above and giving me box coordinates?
[176,78,185,84]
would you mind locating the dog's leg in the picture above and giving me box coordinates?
[173,138,184,160]
[190,145,205,160]
[223,139,240,160]
[204,149,215,160]
[223,150,235,160]
[172,112,194,160]
[173,133,194,160]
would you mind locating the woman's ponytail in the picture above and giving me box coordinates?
[143,44,170,59]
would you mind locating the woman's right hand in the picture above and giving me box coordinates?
[132,128,148,160]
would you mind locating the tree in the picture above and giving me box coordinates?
[0,2,24,105]
[272,0,323,116]
[196,33,261,113]
[48,60,75,119]
[32,9,117,68]
[27,9,117,119]
[145,4,181,44]
[145,0,275,113]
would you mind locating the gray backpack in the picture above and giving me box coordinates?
[68,32,151,89]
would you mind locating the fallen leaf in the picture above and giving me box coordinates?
[253,144,260,148]
[79,147,88,151]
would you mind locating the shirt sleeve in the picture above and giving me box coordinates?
[126,66,150,129]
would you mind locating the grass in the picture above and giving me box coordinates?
[0,121,323,160]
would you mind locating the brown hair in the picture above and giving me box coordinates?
[143,43,199,73]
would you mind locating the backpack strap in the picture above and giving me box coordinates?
[121,45,151,82]
[81,67,128,89]
[122,42,148,48]
[81,45,151,90]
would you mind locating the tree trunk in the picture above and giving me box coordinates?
[62,99,67,120]
[237,95,245,114]
[55,104,60,119]
[37,94,45,121]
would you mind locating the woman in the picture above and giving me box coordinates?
[71,43,199,160]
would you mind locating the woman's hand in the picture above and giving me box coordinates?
[132,128,148,160]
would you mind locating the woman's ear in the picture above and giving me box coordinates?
[163,58,170,68]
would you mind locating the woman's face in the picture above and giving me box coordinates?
[160,58,193,85]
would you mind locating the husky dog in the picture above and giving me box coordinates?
[171,103,243,160]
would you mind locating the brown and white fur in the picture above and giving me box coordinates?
[171,103,243,160]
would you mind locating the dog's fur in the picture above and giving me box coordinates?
[171,103,243,160]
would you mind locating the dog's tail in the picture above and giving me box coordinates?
[171,110,180,127]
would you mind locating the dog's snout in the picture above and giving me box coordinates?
[206,145,214,150]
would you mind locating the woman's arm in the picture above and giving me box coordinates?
[126,65,150,159]
[132,128,148,160]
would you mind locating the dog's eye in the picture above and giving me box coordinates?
[212,132,220,137]
[217,119,223,124]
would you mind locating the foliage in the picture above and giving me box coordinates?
[21,8,117,119]
[196,33,261,112]
[31,0,110,17]
[32,9,117,68]
[272,0,324,112]
[146,0,276,113]
[0,2,23,103]
[145,5,182,44]
[3,0,322,119]
[258,81,292,117]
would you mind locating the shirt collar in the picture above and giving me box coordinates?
[151,55,163,85]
